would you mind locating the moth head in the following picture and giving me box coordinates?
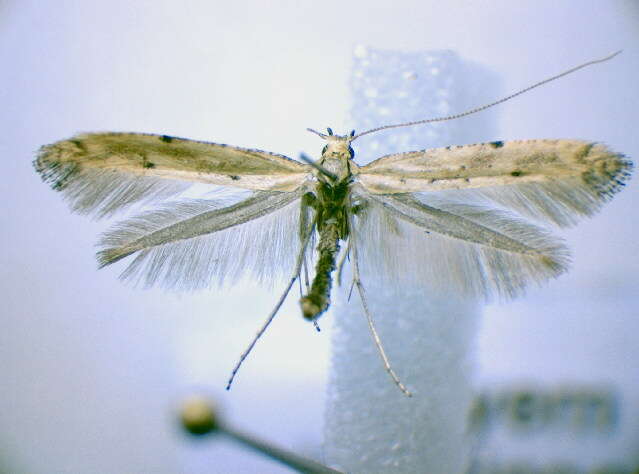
[307,127,356,159]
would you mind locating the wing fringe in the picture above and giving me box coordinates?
[97,191,304,290]
[34,150,188,218]
[472,154,632,226]
[354,191,571,299]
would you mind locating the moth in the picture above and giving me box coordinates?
[34,52,632,396]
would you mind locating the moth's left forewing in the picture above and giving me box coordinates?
[357,139,632,226]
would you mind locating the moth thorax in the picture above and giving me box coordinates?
[321,156,350,181]
[321,139,353,181]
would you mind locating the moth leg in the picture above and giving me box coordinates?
[299,196,318,330]
[338,197,363,288]
[226,223,314,390]
[300,257,320,333]
[335,238,350,287]
[297,236,311,298]
[302,251,311,294]
[348,213,412,397]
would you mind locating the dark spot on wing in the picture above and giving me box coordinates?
[229,175,240,180]
[574,143,595,161]
[470,155,496,168]
[69,139,87,152]
[160,135,174,143]
[142,158,155,169]
[489,141,504,148]
[511,170,523,177]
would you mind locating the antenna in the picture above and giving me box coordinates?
[352,50,622,141]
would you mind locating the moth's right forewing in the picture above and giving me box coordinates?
[35,132,311,217]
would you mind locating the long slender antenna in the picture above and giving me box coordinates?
[307,128,329,139]
[226,228,314,390]
[348,213,412,397]
[352,50,622,140]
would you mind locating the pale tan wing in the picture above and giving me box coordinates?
[357,139,632,226]
[35,132,311,217]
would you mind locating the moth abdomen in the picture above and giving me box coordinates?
[300,221,341,320]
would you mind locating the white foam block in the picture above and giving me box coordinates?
[323,47,497,473]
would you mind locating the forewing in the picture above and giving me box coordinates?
[357,140,632,226]
[35,132,310,217]
[98,189,306,289]
[352,186,569,299]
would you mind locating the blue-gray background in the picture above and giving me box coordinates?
[1,1,637,472]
